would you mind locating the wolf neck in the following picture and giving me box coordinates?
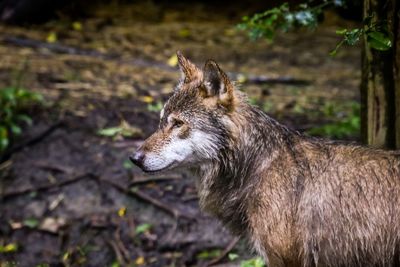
[198,103,299,234]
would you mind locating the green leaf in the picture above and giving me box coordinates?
[0,243,18,253]
[97,121,143,139]
[0,138,9,151]
[10,124,22,136]
[294,10,317,26]
[1,88,16,102]
[97,127,122,137]
[196,249,221,260]
[72,21,83,31]
[330,39,345,56]
[178,29,191,38]
[240,257,265,267]
[123,159,133,170]
[31,92,44,102]
[228,253,239,261]
[17,114,33,125]
[23,218,39,228]
[335,28,347,35]
[46,32,57,43]
[0,126,9,151]
[344,28,362,45]
[135,223,152,235]
[367,31,392,51]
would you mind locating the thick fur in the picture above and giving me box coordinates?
[131,53,400,267]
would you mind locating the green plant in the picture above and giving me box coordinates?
[0,87,43,151]
[237,2,323,40]
[330,15,392,55]
[240,257,265,267]
[307,102,360,138]
[238,0,392,55]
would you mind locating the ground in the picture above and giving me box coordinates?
[0,3,361,267]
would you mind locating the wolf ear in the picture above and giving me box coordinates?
[203,60,234,107]
[176,51,202,84]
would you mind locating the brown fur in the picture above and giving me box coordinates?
[132,53,400,267]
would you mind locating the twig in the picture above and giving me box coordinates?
[0,120,63,163]
[205,237,240,267]
[0,159,12,171]
[108,240,129,267]
[100,178,194,220]
[130,174,182,185]
[114,226,131,262]
[182,194,199,202]
[1,172,90,199]
[33,161,74,174]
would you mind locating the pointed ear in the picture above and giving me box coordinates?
[203,60,234,107]
[176,51,202,84]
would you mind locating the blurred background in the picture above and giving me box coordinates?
[0,0,364,266]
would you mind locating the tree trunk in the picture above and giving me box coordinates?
[361,0,400,149]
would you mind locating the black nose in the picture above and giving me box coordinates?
[130,150,145,168]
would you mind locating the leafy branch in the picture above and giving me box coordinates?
[330,15,392,55]
[238,0,392,55]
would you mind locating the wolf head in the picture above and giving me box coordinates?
[130,52,243,173]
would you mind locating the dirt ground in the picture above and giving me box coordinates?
[0,3,361,267]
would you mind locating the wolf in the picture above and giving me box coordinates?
[130,52,400,267]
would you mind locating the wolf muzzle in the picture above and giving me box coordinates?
[129,150,145,170]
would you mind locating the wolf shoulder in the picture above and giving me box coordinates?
[258,136,400,197]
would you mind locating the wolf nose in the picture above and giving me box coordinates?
[130,151,145,168]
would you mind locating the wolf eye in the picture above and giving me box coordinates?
[172,119,184,129]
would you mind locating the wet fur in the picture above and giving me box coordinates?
[197,100,400,267]
[134,54,400,267]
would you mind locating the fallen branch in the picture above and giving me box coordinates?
[130,173,182,185]
[100,178,194,220]
[1,172,90,200]
[33,160,75,174]
[108,240,129,267]
[114,226,131,262]
[0,159,12,171]
[1,169,193,220]
[0,120,63,164]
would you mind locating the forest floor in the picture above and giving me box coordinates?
[0,3,361,267]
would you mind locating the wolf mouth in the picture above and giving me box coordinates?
[142,161,178,173]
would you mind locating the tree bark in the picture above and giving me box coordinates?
[394,3,400,148]
[361,0,400,149]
